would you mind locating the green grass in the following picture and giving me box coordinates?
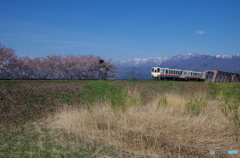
[0,123,133,158]
[158,96,168,107]
[186,98,207,116]
[76,81,130,108]
[49,80,87,84]
[208,83,240,100]
[53,93,71,103]
[209,83,240,132]
[0,80,28,87]
[159,83,174,92]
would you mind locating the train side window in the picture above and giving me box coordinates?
[157,68,160,72]
[166,70,168,74]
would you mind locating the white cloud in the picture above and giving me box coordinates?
[196,31,206,35]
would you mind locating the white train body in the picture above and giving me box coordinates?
[151,67,206,81]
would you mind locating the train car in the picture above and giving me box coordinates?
[151,67,206,81]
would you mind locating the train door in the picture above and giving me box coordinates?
[179,70,187,79]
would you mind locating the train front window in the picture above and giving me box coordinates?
[152,68,154,72]
[157,68,160,72]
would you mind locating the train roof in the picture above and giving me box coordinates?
[152,67,181,70]
[152,67,203,73]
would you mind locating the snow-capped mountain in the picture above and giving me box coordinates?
[214,54,240,59]
[115,57,169,67]
[114,53,240,79]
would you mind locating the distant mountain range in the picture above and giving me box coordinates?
[114,53,240,80]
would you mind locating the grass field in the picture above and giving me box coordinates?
[0,80,239,157]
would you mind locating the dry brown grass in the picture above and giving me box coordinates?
[49,92,240,158]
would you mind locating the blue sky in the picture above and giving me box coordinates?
[0,0,240,61]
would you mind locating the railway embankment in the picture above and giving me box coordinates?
[0,80,239,157]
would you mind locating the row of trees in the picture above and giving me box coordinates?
[0,44,118,80]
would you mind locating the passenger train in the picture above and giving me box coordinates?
[151,67,206,81]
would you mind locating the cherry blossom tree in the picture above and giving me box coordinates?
[0,44,18,79]
[0,43,118,80]
[44,55,64,79]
